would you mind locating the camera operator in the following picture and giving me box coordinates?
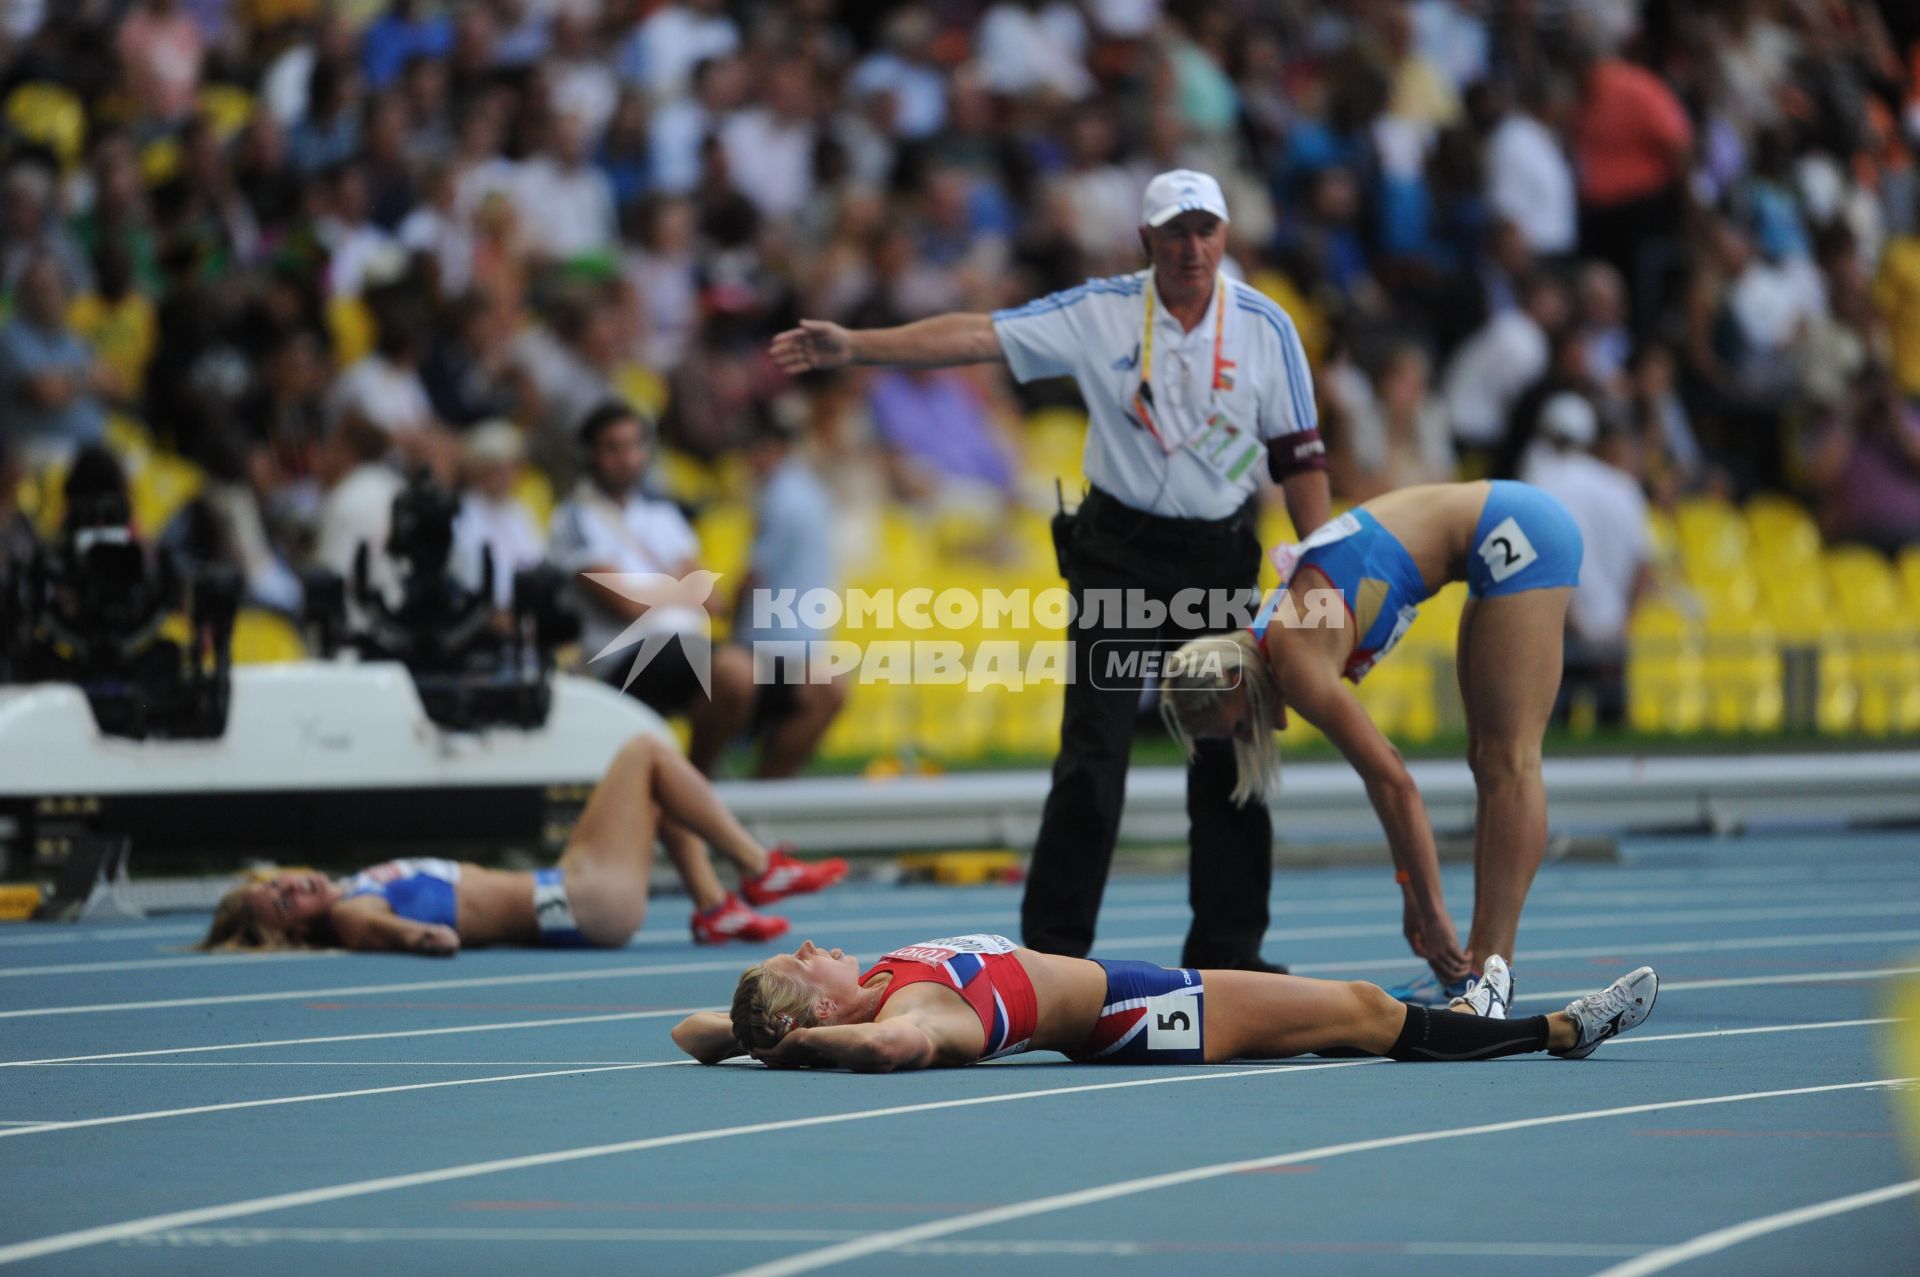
[451,419,546,633]
[8,445,236,738]
[314,411,404,629]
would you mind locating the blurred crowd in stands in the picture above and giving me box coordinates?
[2,0,1919,756]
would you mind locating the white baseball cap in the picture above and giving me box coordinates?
[1141,169,1230,228]
[1540,392,1598,448]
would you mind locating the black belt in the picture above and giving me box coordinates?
[1079,486,1258,550]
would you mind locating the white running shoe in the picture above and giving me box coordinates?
[1451,954,1512,1020]
[1553,966,1659,1059]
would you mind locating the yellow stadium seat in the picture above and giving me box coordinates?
[139,136,181,186]
[325,295,375,367]
[613,363,669,422]
[1743,494,1820,566]
[916,679,998,761]
[197,84,255,143]
[654,448,719,507]
[19,460,69,539]
[510,466,554,532]
[1701,614,1782,733]
[230,609,307,664]
[1673,496,1747,576]
[5,83,86,169]
[1644,508,1679,568]
[1694,568,1762,621]
[103,412,155,463]
[1825,545,1902,627]
[130,453,203,533]
[1626,602,1706,733]
[1256,504,1298,555]
[1899,547,1920,614]
[694,501,753,584]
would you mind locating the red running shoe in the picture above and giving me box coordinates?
[691,894,791,945]
[740,845,849,906]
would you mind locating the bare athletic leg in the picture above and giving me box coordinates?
[558,735,771,942]
[1458,588,1571,966]
[661,825,729,912]
[755,675,848,779]
[1204,970,1580,1060]
[687,644,757,774]
[1201,972,1408,1060]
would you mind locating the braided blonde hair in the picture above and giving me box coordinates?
[730,964,820,1051]
[1158,631,1284,806]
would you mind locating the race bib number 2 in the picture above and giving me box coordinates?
[1143,990,1202,1052]
[1476,516,1539,584]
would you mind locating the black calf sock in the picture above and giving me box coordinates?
[1386,1005,1551,1062]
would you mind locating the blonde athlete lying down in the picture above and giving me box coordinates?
[201,736,846,954]
[672,936,1657,1071]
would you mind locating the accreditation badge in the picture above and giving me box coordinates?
[1185,412,1264,483]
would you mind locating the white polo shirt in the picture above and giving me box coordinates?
[548,483,706,658]
[992,270,1319,519]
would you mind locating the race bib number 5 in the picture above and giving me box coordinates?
[1476,516,1539,584]
[1143,990,1202,1052]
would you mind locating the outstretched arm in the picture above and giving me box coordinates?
[750,1019,939,1073]
[672,1012,749,1065]
[770,314,1003,373]
[1276,651,1469,981]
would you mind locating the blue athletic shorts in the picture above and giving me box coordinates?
[532,868,590,947]
[1067,960,1207,1063]
[1467,480,1583,599]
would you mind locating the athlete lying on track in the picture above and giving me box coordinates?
[201,736,846,954]
[672,935,1657,1070]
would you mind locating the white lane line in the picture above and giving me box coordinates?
[0,953,349,979]
[0,925,206,949]
[1,858,1915,950]
[0,1062,687,1141]
[1518,966,1920,1004]
[5,909,1915,986]
[13,1015,1889,1073]
[7,943,1910,1068]
[0,958,749,1020]
[1291,929,1920,976]
[1093,899,1920,956]
[124,1227,866,1246]
[0,1008,710,1068]
[1625,1018,1893,1046]
[26,1060,650,1068]
[637,882,1920,945]
[0,1060,1379,1266]
[115,1228,1651,1257]
[722,1078,1914,1277]
[15,898,1919,1020]
[0,1121,48,1127]
[1591,1178,1920,1277]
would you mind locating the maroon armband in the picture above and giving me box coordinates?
[1267,427,1327,481]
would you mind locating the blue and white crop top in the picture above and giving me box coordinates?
[339,858,461,927]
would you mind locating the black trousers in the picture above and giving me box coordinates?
[1020,488,1275,966]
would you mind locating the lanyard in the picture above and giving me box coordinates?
[1131,274,1233,454]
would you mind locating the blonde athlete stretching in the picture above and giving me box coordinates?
[1159,479,1582,1006]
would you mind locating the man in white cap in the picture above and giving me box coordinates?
[771,170,1329,972]
[1521,390,1650,725]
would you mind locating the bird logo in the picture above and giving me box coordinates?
[582,569,723,696]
